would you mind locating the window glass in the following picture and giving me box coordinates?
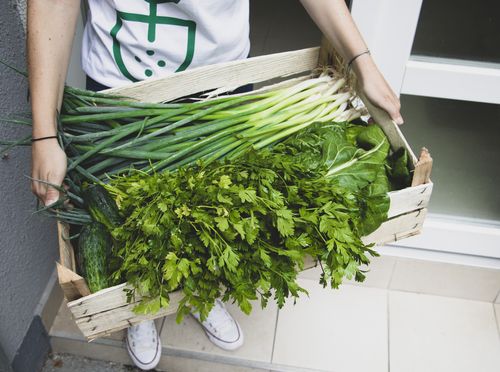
[400,95,500,221]
[412,0,500,63]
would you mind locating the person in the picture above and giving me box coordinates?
[28,0,403,370]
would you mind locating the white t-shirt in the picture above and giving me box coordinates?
[82,0,250,88]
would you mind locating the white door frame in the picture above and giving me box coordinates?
[351,0,500,262]
[350,0,423,94]
[350,0,500,104]
[402,57,500,104]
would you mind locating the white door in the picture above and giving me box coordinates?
[350,0,500,266]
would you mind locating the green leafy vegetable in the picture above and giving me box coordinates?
[388,147,412,190]
[106,121,396,320]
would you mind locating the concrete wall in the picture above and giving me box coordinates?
[0,0,59,363]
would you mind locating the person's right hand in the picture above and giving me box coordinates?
[351,54,404,125]
[31,138,67,206]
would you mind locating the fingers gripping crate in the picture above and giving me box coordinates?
[57,41,433,341]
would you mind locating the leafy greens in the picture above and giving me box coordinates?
[106,121,406,320]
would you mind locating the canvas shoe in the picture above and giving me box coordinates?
[126,320,161,371]
[192,299,244,351]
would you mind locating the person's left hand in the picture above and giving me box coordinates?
[351,54,404,125]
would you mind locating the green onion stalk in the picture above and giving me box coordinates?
[1,71,362,224]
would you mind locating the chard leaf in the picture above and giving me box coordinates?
[358,193,390,236]
[388,147,412,190]
[325,125,390,192]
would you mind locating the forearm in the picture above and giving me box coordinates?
[300,0,365,57]
[300,0,403,123]
[27,0,80,137]
[299,0,373,74]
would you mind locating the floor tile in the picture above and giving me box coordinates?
[495,304,500,336]
[272,280,388,372]
[158,355,265,372]
[389,258,500,302]
[299,254,396,289]
[160,299,278,363]
[389,291,500,372]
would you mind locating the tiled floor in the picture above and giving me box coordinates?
[272,281,389,372]
[160,299,278,363]
[389,292,500,372]
[50,276,500,372]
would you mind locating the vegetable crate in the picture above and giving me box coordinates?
[57,40,433,341]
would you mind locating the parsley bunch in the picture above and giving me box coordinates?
[107,122,401,320]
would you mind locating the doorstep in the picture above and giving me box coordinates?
[299,252,500,303]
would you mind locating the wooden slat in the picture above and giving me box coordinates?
[69,289,184,340]
[75,304,177,341]
[412,147,433,187]
[56,263,91,301]
[69,283,182,319]
[204,75,310,99]
[357,89,418,165]
[363,208,427,245]
[68,283,133,318]
[57,221,91,301]
[105,48,320,103]
[387,183,433,218]
[57,221,76,271]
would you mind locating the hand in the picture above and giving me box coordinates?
[31,138,67,206]
[352,55,404,125]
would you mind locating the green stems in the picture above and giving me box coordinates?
[57,74,359,180]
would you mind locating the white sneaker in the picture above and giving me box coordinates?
[126,320,161,371]
[192,299,244,351]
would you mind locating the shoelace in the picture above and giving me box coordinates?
[203,301,235,335]
[129,322,157,350]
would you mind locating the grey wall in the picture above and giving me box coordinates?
[0,0,59,363]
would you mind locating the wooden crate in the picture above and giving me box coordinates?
[57,43,433,341]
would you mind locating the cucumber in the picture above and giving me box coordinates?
[82,183,123,230]
[77,221,112,293]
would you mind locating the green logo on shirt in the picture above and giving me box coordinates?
[110,0,196,82]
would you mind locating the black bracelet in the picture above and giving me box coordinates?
[347,49,371,70]
[31,135,58,142]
